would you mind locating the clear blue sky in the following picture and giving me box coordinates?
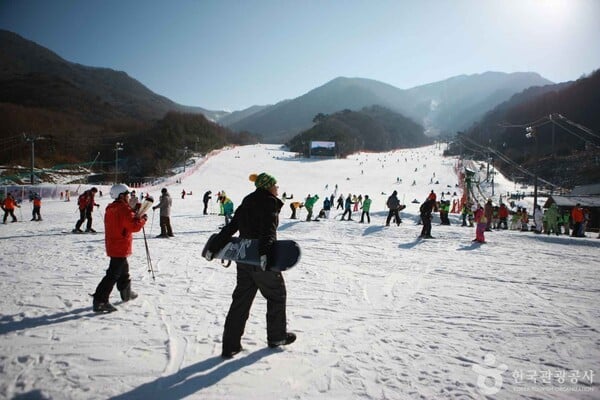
[1,0,599,111]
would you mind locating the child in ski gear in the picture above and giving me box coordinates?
[545,203,560,235]
[498,203,509,229]
[91,184,147,313]
[385,190,401,226]
[73,187,99,232]
[153,188,173,237]
[571,204,584,237]
[2,193,19,223]
[360,195,372,223]
[205,172,295,359]
[473,204,487,243]
[31,193,42,221]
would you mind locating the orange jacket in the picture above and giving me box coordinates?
[2,196,17,210]
[571,207,584,223]
[104,199,146,258]
[33,198,42,207]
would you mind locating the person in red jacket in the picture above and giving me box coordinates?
[73,187,99,233]
[571,203,585,237]
[2,193,20,223]
[91,184,147,313]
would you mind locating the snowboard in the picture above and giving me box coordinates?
[202,234,300,271]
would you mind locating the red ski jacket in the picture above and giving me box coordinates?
[104,199,146,258]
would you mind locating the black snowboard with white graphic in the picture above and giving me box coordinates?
[202,234,300,271]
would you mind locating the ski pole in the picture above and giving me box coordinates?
[142,226,155,281]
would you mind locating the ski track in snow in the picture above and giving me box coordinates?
[1,143,599,400]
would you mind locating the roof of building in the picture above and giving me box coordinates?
[544,195,600,208]
[570,184,600,196]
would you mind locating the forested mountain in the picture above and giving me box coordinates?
[449,70,600,188]
[222,73,553,141]
[287,106,432,157]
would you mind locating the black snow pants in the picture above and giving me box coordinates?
[222,264,287,353]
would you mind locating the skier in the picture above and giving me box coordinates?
[498,203,509,229]
[91,184,147,313]
[360,195,372,224]
[203,190,212,215]
[204,172,296,359]
[336,195,344,210]
[73,187,99,233]
[571,203,584,237]
[31,193,42,221]
[153,188,173,237]
[385,190,401,226]
[2,193,20,223]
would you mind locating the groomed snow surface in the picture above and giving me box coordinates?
[1,144,598,400]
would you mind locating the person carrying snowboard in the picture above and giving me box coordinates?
[204,172,296,359]
[91,184,147,313]
[73,187,99,233]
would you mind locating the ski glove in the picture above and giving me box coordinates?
[204,251,214,262]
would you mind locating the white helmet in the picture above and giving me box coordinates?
[110,184,131,199]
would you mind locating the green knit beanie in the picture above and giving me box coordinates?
[249,173,277,189]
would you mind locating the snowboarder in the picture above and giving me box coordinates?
[305,194,319,221]
[289,201,303,219]
[341,194,354,221]
[91,184,147,313]
[203,172,296,359]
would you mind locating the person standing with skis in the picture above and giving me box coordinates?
[204,172,296,359]
[2,193,20,224]
[91,184,147,313]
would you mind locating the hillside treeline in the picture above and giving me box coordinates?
[287,106,432,157]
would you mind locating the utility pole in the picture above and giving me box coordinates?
[114,142,123,184]
[526,127,538,209]
[23,134,44,185]
[183,146,188,172]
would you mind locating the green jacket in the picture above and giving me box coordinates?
[305,195,319,210]
[362,198,372,212]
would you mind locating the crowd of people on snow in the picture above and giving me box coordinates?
[1,184,597,241]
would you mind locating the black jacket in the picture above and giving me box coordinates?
[420,199,435,216]
[210,188,283,256]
